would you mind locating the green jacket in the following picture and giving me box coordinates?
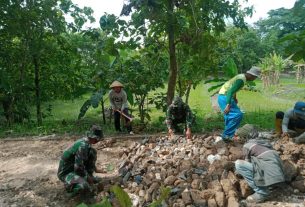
[166,103,193,129]
[57,138,96,181]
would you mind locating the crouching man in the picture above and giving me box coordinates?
[166,96,194,139]
[57,125,106,202]
[234,124,286,203]
[275,101,305,143]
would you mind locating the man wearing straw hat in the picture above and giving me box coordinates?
[218,66,261,141]
[108,80,134,134]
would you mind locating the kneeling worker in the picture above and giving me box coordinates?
[166,96,194,139]
[275,101,305,143]
[57,125,106,202]
[234,124,286,203]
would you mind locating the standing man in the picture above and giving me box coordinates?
[218,66,260,141]
[235,124,286,203]
[57,125,106,202]
[275,101,305,143]
[108,81,133,134]
[166,96,194,139]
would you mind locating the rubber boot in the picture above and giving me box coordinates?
[275,118,282,136]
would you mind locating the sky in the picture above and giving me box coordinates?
[72,0,296,28]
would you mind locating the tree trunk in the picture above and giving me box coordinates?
[33,56,42,125]
[2,96,13,125]
[166,0,178,106]
[177,75,182,97]
[185,82,192,104]
[101,99,106,124]
[139,94,146,123]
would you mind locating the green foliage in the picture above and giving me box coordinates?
[78,100,92,120]
[121,0,252,104]
[149,92,168,113]
[110,185,132,207]
[255,0,305,61]
[149,186,171,207]
[0,0,95,125]
[204,58,239,95]
[78,89,104,120]
[223,58,238,78]
[76,197,112,207]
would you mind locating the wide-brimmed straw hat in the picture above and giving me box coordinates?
[110,81,124,88]
[246,66,261,78]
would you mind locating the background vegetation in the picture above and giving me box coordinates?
[1,0,305,138]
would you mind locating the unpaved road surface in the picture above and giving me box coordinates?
[0,136,137,207]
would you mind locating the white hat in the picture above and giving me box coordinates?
[110,81,124,88]
[246,66,261,78]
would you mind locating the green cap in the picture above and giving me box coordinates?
[87,125,103,140]
[172,96,183,107]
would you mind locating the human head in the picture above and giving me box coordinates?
[172,96,184,108]
[110,81,124,93]
[235,124,259,143]
[294,102,305,116]
[87,125,104,144]
[245,66,261,81]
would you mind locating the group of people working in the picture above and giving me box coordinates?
[57,70,305,204]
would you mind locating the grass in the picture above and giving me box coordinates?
[1,77,305,138]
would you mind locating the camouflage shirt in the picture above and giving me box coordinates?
[166,103,193,129]
[58,138,96,181]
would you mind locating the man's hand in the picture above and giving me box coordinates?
[282,132,290,138]
[95,168,107,174]
[224,104,231,114]
[186,128,192,139]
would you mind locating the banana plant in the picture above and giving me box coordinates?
[204,57,238,96]
[78,89,104,120]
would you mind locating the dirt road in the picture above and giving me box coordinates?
[0,136,137,207]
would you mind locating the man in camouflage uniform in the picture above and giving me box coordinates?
[57,125,105,200]
[166,96,194,139]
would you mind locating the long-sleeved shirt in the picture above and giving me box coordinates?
[57,138,96,181]
[166,103,193,129]
[242,139,285,187]
[108,89,128,111]
[282,108,305,133]
[219,74,246,104]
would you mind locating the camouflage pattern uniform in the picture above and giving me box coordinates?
[57,138,99,196]
[166,97,194,131]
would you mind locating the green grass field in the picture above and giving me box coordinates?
[1,77,305,138]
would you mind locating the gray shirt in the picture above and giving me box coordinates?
[108,89,128,111]
[282,108,305,133]
[243,139,285,187]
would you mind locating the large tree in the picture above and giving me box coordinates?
[255,0,305,60]
[120,0,251,105]
[0,0,94,125]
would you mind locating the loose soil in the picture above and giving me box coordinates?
[0,135,137,207]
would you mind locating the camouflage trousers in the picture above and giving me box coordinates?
[61,172,102,197]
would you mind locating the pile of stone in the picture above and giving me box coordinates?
[109,135,303,207]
